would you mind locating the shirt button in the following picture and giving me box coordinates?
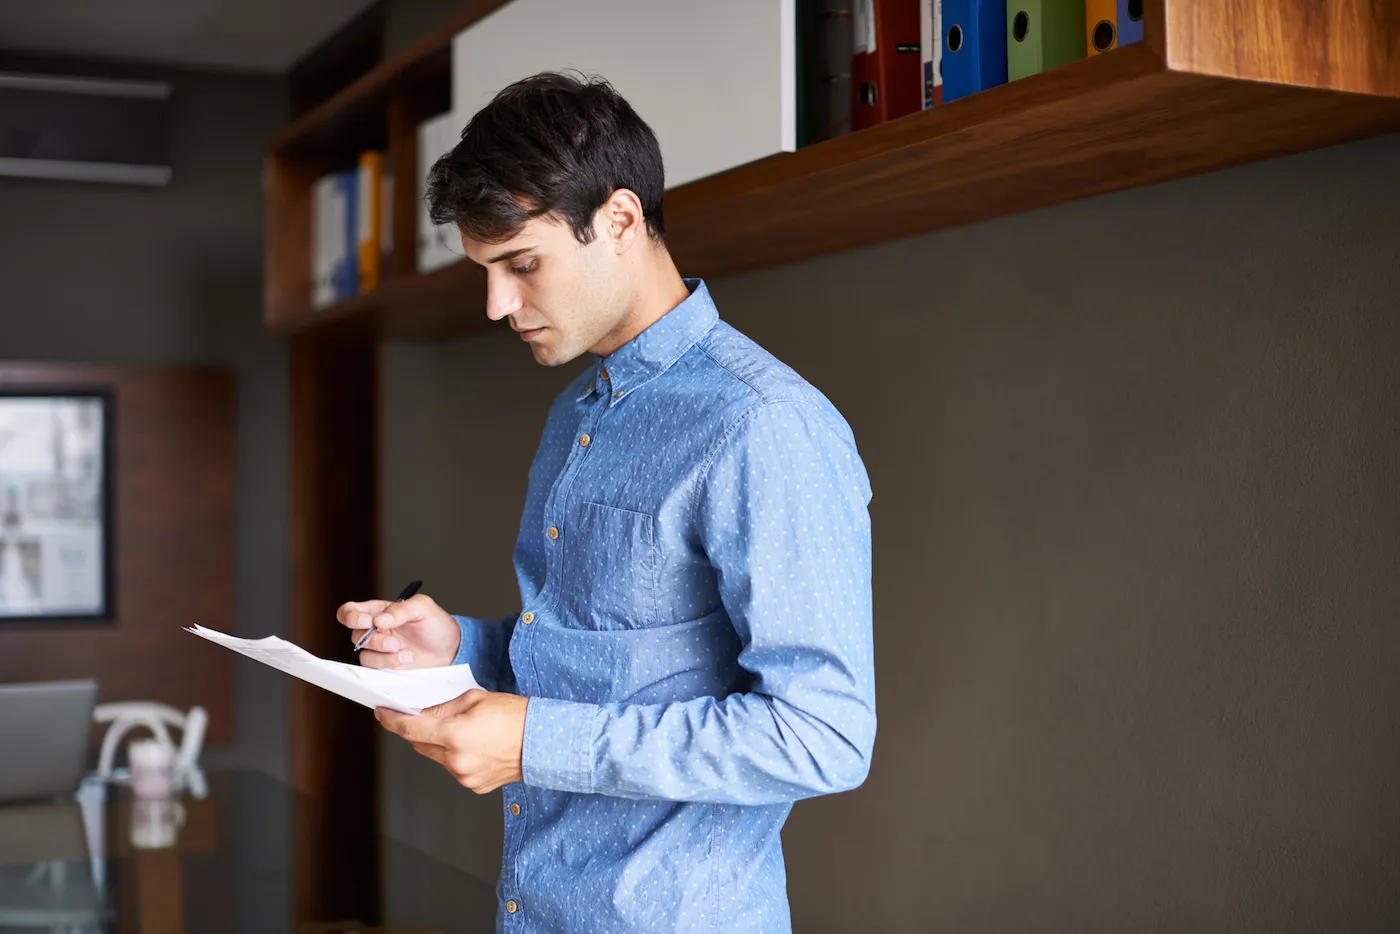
[547,526,559,540]
[579,434,591,447]
[510,802,521,816]
[600,367,610,381]
[520,611,534,625]
[614,390,625,399]
[506,900,518,914]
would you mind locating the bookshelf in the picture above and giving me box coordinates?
[264,0,1400,341]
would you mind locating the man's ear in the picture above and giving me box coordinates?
[600,188,646,252]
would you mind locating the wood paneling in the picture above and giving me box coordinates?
[1162,0,1400,96]
[0,364,234,743]
[289,322,378,925]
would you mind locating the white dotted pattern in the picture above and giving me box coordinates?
[450,280,875,933]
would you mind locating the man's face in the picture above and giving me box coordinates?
[461,212,630,367]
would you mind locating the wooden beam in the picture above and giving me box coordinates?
[290,321,379,925]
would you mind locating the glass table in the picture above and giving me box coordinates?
[0,770,497,934]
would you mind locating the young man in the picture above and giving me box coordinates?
[337,72,875,933]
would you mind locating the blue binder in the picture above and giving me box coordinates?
[942,0,1008,103]
[332,169,359,300]
[1117,0,1143,46]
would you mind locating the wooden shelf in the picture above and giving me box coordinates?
[264,0,1400,340]
[271,0,513,156]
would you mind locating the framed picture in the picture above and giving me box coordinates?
[0,389,114,623]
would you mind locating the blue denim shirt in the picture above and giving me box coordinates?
[452,279,876,933]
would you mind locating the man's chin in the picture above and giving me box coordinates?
[528,340,571,368]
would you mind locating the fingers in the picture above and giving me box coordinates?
[424,689,488,718]
[358,646,415,669]
[347,626,414,658]
[376,706,440,744]
[337,599,390,630]
[368,593,436,632]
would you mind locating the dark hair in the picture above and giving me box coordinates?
[426,71,666,245]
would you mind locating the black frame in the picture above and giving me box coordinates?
[0,387,115,626]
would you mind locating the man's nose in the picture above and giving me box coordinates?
[485,272,522,321]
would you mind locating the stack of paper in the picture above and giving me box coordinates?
[185,625,480,715]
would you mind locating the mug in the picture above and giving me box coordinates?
[128,739,176,798]
[130,795,186,849]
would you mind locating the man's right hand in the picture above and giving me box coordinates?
[337,594,461,670]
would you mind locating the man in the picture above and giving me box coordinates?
[337,72,875,933]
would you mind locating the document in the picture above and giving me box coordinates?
[185,625,480,715]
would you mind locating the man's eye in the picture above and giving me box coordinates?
[511,260,537,275]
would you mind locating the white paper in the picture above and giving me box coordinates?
[853,0,876,55]
[185,625,480,715]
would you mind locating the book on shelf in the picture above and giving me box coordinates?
[356,151,384,294]
[310,172,355,308]
[309,154,394,309]
[1007,0,1086,82]
[942,0,1008,102]
[852,0,923,129]
[921,0,943,108]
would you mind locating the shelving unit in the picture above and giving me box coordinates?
[264,0,1400,341]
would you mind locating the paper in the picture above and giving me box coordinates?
[185,625,480,715]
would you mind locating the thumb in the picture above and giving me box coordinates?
[425,688,489,719]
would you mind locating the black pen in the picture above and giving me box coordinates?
[354,579,423,652]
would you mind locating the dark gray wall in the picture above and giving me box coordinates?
[378,130,1400,933]
[384,0,474,53]
[0,55,292,782]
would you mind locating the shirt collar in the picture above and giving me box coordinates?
[577,278,718,405]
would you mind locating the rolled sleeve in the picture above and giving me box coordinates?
[522,696,604,794]
[449,613,519,694]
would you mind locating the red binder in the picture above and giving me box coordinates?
[852,0,923,130]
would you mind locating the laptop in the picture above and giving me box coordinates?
[0,680,98,804]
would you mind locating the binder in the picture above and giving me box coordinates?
[331,170,358,301]
[921,0,943,108]
[1086,0,1116,54]
[310,174,337,309]
[852,0,923,129]
[356,151,383,294]
[1006,0,1086,82]
[942,0,1007,102]
[1117,0,1143,46]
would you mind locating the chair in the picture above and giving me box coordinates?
[92,701,208,799]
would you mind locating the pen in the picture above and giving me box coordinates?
[354,579,423,652]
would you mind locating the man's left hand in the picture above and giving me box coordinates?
[376,690,528,794]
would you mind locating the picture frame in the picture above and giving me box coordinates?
[0,388,115,625]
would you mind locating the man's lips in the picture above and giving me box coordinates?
[515,325,546,341]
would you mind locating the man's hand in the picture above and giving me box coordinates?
[337,593,460,669]
[376,690,528,794]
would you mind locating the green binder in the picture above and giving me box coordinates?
[1006,0,1087,81]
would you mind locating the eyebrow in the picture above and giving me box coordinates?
[485,246,534,265]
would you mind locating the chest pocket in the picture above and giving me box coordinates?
[564,502,658,631]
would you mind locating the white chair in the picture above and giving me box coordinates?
[92,701,208,799]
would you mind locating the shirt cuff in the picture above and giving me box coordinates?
[450,615,472,666]
[522,696,603,794]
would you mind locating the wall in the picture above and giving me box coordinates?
[0,53,291,782]
[378,131,1400,932]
